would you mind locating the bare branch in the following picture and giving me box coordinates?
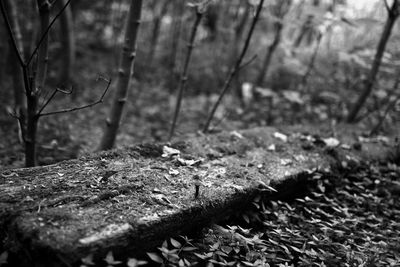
[238,54,258,71]
[383,0,390,13]
[56,86,73,95]
[0,0,25,66]
[27,0,72,65]
[38,78,112,117]
[36,88,59,116]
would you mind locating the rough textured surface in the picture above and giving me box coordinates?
[0,124,398,267]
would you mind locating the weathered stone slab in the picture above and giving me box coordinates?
[0,124,397,266]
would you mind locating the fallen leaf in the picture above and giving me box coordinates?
[230,131,244,139]
[147,252,163,263]
[322,137,340,147]
[104,251,121,265]
[169,168,180,176]
[280,158,293,166]
[162,146,180,158]
[127,258,148,267]
[176,158,202,166]
[340,144,351,150]
[283,90,304,104]
[274,132,288,142]
[81,254,95,266]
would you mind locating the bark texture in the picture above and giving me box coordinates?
[99,0,143,150]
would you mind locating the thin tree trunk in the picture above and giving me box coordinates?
[256,0,291,86]
[347,0,399,122]
[300,32,322,88]
[58,0,75,86]
[4,0,26,118]
[169,0,184,73]
[370,75,400,135]
[35,0,51,93]
[231,0,250,102]
[256,24,282,86]
[169,10,203,141]
[147,1,169,66]
[20,0,52,166]
[203,0,265,133]
[99,0,143,150]
[25,95,39,167]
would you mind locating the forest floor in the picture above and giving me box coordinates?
[0,46,398,169]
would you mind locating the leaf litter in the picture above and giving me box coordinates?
[143,160,400,266]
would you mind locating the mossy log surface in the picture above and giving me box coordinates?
[0,124,397,267]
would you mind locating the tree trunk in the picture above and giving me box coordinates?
[255,24,283,87]
[19,0,52,166]
[255,0,291,87]
[35,0,51,93]
[347,0,399,122]
[169,1,184,73]
[99,0,143,150]
[58,0,75,86]
[3,0,26,120]
[169,10,203,141]
[231,0,250,102]
[25,95,39,167]
[147,1,169,66]
[370,75,400,135]
[300,32,322,88]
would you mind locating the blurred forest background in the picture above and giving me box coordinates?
[0,0,399,168]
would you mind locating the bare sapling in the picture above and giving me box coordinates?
[3,0,26,143]
[169,0,185,74]
[58,0,75,87]
[255,0,292,87]
[231,0,250,103]
[99,0,143,150]
[168,6,204,141]
[370,75,400,136]
[203,0,265,133]
[299,31,322,89]
[347,0,399,122]
[1,0,111,167]
[147,1,169,66]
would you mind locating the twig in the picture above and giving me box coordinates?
[383,0,391,13]
[300,32,323,88]
[203,0,265,133]
[37,86,72,116]
[168,9,203,141]
[238,54,258,71]
[38,78,111,117]
[27,0,71,65]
